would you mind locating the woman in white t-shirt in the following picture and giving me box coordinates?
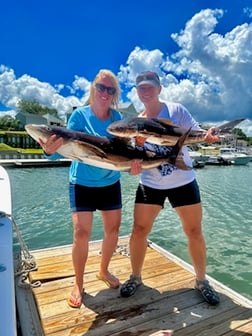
[120,71,220,305]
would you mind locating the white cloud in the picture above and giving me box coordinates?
[0,9,252,135]
[244,7,252,18]
[72,75,91,92]
[0,65,89,121]
[119,47,164,87]
[118,9,252,135]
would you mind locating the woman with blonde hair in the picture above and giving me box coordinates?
[40,69,123,308]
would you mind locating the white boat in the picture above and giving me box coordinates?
[219,147,252,165]
[188,148,209,161]
[188,148,208,168]
[205,156,232,166]
[0,165,17,336]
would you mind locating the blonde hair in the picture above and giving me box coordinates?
[88,69,121,108]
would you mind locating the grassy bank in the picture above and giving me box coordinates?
[0,143,42,154]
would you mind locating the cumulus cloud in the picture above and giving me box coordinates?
[0,65,89,121]
[118,9,252,135]
[0,9,252,135]
[244,7,252,18]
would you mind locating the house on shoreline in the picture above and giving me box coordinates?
[0,103,138,154]
[15,112,65,129]
[0,112,65,150]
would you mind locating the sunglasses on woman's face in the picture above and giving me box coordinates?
[95,83,116,96]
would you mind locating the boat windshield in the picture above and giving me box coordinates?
[219,148,235,154]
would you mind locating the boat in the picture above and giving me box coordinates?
[0,165,17,336]
[192,159,206,169]
[218,147,252,165]
[188,148,208,168]
[205,156,232,166]
[188,148,209,162]
[1,165,252,336]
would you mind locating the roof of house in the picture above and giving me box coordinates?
[118,102,137,117]
[16,112,64,125]
[43,113,64,124]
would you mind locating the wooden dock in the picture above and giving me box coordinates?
[0,158,71,168]
[15,237,252,336]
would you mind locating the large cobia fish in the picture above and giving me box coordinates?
[25,124,192,171]
[107,117,245,146]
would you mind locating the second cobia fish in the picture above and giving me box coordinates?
[107,117,245,146]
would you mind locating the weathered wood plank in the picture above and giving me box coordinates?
[16,238,252,336]
[29,246,177,282]
[41,289,200,335]
[42,288,248,335]
[174,306,252,336]
[30,237,130,259]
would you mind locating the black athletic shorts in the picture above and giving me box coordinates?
[135,179,201,208]
[69,180,122,212]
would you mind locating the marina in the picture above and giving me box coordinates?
[0,147,251,169]
[1,2,252,333]
[189,147,252,167]
[0,164,252,335]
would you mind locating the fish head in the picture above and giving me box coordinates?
[25,124,55,143]
[107,117,169,140]
[107,118,140,137]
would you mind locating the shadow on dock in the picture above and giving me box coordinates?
[15,238,252,336]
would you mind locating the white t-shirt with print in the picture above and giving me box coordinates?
[140,101,202,190]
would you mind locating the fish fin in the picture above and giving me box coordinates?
[174,127,191,152]
[168,127,192,166]
[174,156,193,170]
[76,142,107,158]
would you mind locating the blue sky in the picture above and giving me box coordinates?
[1,0,252,135]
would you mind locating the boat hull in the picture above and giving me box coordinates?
[0,166,17,336]
[219,148,252,165]
[230,156,252,165]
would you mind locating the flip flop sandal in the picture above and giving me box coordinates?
[67,290,84,308]
[96,273,120,288]
[195,279,220,305]
[120,275,142,297]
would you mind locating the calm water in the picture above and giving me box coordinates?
[6,163,252,300]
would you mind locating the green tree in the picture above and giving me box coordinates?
[232,128,247,140]
[17,99,58,117]
[0,115,21,130]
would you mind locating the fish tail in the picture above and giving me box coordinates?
[216,118,245,135]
